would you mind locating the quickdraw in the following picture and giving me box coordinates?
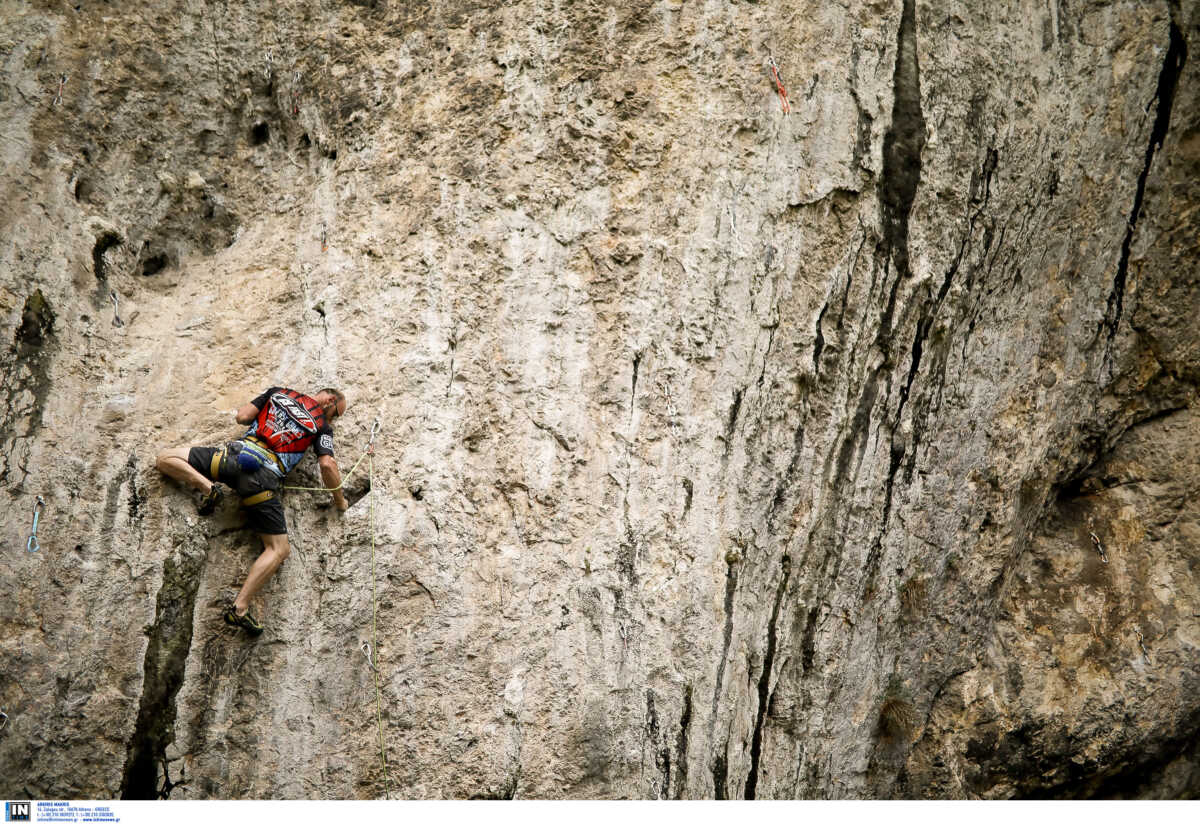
[0,708,7,731]
[291,70,301,115]
[360,640,377,672]
[367,417,381,453]
[53,73,67,106]
[768,57,790,115]
[1089,531,1108,564]
[1134,628,1150,662]
[27,496,45,553]
[111,291,124,327]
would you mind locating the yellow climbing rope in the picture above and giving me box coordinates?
[279,449,370,492]
[368,450,392,797]
[279,419,391,796]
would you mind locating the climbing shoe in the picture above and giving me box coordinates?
[223,606,264,637]
[198,484,224,516]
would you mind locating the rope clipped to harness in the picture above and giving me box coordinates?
[281,415,380,493]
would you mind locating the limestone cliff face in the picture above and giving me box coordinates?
[1,0,1197,800]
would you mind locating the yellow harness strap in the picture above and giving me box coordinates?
[241,490,275,507]
[210,447,224,481]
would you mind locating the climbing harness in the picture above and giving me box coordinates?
[1089,531,1108,564]
[26,496,44,553]
[110,291,124,327]
[53,73,67,106]
[768,57,790,115]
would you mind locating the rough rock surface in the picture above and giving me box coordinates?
[1,0,1197,800]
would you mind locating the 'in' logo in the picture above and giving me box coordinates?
[5,802,30,822]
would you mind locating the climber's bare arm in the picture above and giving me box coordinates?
[235,402,261,425]
[319,455,348,511]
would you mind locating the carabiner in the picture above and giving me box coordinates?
[27,496,45,553]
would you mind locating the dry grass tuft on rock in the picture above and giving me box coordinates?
[877,675,917,744]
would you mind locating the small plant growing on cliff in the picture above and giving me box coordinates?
[898,575,926,620]
[877,674,917,743]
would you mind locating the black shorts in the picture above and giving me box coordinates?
[188,444,287,535]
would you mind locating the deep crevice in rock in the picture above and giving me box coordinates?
[673,684,692,799]
[92,232,122,280]
[119,544,206,799]
[1102,21,1187,351]
[744,555,792,799]
[879,0,926,281]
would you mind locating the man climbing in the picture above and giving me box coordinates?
[155,386,349,636]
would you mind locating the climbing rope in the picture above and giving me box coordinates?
[367,448,392,798]
[280,449,368,492]
[277,416,391,795]
[281,416,379,492]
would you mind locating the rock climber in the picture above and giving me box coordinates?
[155,386,348,636]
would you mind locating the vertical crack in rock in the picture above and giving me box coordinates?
[879,0,926,281]
[723,387,744,457]
[813,299,829,373]
[710,561,738,720]
[709,560,738,799]
[630,350,642,421]
[673,685,693,799]
[744,555,792,799]
[712,750,729,800]
[644,690,670,798]
[1102,20,1187,350]
[119,543,207,799]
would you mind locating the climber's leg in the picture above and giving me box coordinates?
[156,445,213,493]
[232,532,291,615]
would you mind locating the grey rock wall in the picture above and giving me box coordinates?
[0,0,1196,799]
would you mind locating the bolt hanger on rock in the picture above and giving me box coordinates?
[27,496,45,552]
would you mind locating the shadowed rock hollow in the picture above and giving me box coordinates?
[1,0,1197,800]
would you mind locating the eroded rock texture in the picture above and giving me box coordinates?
[1,0,1197,800]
